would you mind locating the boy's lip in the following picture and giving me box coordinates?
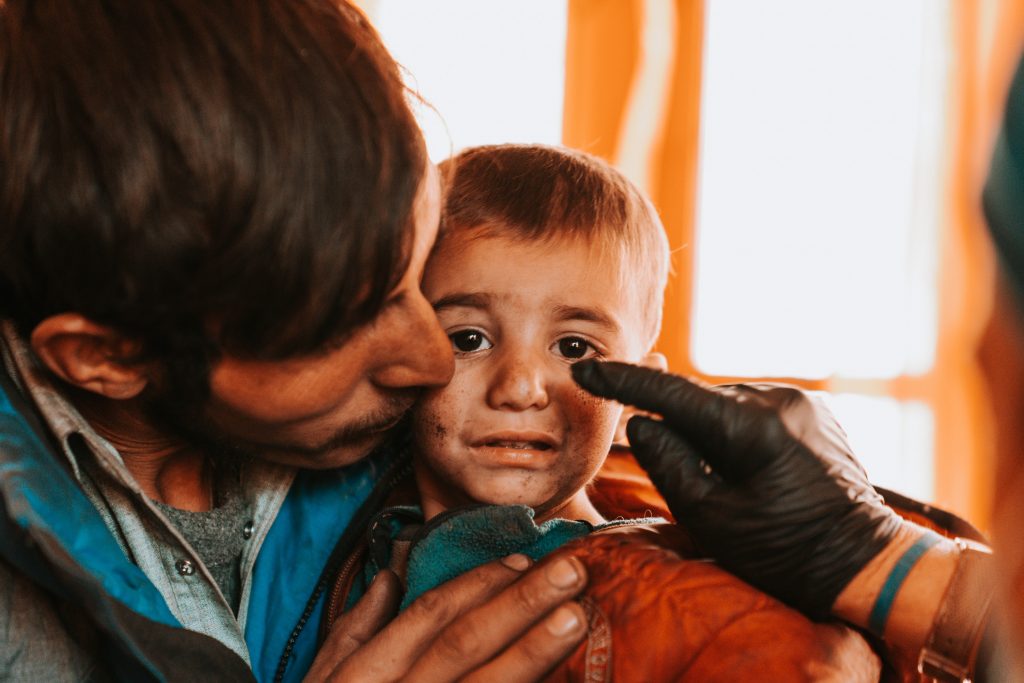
[470,431,560,451]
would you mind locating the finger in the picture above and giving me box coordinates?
[459,602,588,683]
[627,416,717,507]
[573,361,727,447]
[310,569,402,681]
[332,554,540,680]
[576,362,789,483]
[403,554,588,682]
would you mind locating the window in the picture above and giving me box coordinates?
[692,0,951,498]
[366,0,568,161]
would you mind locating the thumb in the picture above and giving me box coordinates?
[309,569,402,681]
[627,416,718,513]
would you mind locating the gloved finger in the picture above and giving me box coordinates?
[627,416,718,508]
[573,361,728,450]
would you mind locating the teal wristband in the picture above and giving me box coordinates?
[867,531,942,635]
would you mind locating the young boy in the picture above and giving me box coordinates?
[321,145,881,681]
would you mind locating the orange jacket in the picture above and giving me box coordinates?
[547,525,879,682]
[540,449,880,682]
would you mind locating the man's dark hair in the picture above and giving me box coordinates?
[0,0,425,368]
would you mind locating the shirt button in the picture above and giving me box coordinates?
[242,521,254,540]
[175,559,195,576]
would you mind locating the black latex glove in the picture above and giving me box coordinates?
[572,360,904,619]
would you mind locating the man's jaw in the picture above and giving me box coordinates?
[228,403,415,467]
[147,391,416,469]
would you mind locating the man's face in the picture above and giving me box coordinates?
[198,167,455,469]
[411,231,651,520]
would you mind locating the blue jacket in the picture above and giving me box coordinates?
[0,367,408,682]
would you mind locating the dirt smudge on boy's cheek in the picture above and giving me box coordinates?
[571,380,609,406]
[411,405,449,449]
[568,383,617,431]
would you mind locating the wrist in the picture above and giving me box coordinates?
[832,522,959,650]
[918,538,995,681]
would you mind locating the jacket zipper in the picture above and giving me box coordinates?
[322,539,368,635]
[272,451,413,683]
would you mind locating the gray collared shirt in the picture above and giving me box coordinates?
[0,321,295,668]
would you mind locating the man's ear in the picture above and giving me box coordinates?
[614,352,668,443]
[30,314,151,399]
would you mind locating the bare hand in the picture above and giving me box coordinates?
[305,552,588,682]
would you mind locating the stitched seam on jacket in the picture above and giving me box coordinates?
[580,596,611,682]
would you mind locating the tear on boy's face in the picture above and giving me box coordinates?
[411,229,665,522]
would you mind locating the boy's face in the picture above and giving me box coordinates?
[412,230,655,520]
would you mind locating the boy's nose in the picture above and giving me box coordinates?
[486,351,550,411]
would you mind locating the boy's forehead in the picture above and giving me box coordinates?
[429,227,654,354]
[436,224,626,266]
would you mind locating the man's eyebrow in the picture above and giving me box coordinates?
[431,292,491,311]
[552,304,620,331]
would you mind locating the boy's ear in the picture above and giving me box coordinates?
[614,352,668,444]
[30,314,151,400]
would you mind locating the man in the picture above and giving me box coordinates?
[0,2,588,680]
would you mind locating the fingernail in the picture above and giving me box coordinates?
[368,568,393,590]
[546,605,583,636]
[501,553,532,571]
[546,557,583,588]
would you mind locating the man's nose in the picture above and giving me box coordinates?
[373,293,454,390]
[485,348,550,411]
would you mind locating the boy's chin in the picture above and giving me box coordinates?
[467,486,559,514]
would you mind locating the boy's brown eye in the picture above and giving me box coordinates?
[557,337,592,360]
[450,329,492,353]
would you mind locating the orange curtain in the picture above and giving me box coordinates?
[936,0,1024,527]
[563,0,704,376]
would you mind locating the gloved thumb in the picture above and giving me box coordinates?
[627,415,718,512]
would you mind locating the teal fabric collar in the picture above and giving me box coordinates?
[400,505,592,609]
[362,504,659,611]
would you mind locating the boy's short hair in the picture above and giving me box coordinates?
[439,144,670,349]
[0,0,423,363]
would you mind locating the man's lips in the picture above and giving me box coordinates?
[365,410,407,435]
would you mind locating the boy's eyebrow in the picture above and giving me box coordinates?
[552,304,620,331]
[431,292,491,311]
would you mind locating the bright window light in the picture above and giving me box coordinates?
[818,393,934,501]
[370,0,568,162]
[692,0,949,379]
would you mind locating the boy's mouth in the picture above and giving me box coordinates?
[484,439,552,451]
[472,432,559,452]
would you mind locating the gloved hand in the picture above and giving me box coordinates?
[572,360,905,619]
